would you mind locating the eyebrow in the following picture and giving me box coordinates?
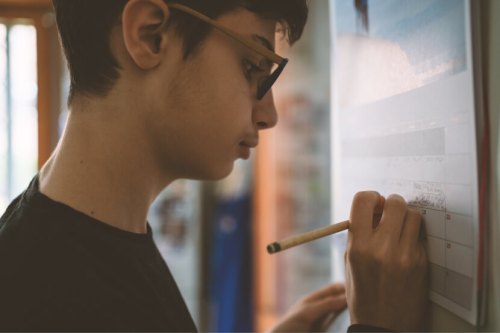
[252,35,275,53]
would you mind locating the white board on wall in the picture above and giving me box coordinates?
[329,0,484,326]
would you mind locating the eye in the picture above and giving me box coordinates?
[243,59,264,80]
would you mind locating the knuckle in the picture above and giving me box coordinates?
[347,244,368,265]
[397,254,415,272]
[397,250,428,274]
[347,242,384,268]
[372,251,386,266]
[346,244,360,262]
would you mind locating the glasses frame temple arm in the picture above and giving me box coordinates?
[169,3,285,65]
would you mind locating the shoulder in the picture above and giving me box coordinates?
[0,193,56,257]
[0,206,55,329]
[0,196,78,330]
[0,190,64,293]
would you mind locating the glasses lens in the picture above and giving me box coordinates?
[257,58,288,100]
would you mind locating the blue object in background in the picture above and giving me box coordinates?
[208,193,253,332]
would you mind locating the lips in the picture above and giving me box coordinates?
[239,138,258,149]
[238,144,251,159]
[238,138,258,159]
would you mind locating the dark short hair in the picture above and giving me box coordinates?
[52,0,309,103]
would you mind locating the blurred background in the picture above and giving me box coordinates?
[0,0,331,331]
[2,0,500,332]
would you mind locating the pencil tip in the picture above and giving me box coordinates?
[267,242,281,254]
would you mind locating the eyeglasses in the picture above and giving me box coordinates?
[169,3,288,100]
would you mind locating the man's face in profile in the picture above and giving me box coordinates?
[140,8,279,181]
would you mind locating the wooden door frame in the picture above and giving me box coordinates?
[1,0,60,168]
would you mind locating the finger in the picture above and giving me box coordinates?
[400,208,423,251]
[309,296,347,332]
[301,294,347,319]
[302,283,345,302]
[372,195,386,228]
[374,195,385,214]
[377,194,407,244]
[349,191,384,240]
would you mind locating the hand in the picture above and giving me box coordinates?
[270,283,347,333]
[345,192,428,332]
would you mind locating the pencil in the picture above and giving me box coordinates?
[266,220,350,254]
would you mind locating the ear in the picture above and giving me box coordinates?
[122,0,170,70]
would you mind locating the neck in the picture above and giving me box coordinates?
[39,99,172,234]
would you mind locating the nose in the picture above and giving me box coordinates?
[253,90,278,130]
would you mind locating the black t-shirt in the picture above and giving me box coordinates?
[0,177,197,332]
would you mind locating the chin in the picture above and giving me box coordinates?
[185,163,235,182]
[207,164,235,181]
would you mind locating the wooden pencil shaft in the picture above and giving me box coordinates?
[274,220,349,252]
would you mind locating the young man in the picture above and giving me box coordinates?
[0,0,428,331]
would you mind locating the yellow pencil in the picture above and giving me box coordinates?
[266,220,350,254]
